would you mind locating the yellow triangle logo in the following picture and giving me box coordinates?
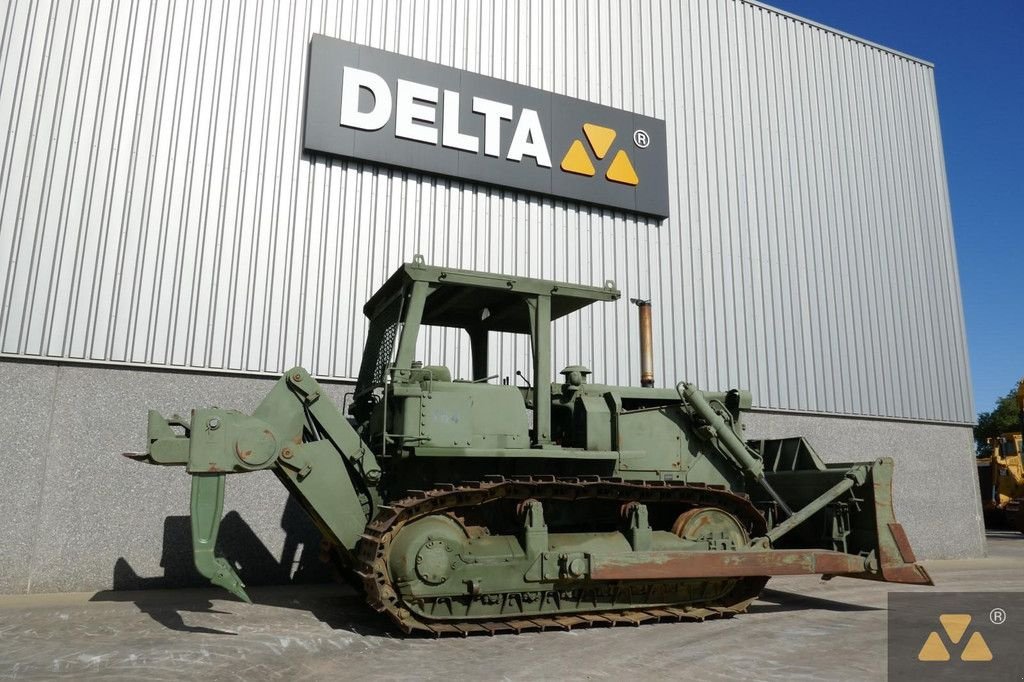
[917,631,950,661]
[939,614,971,644]
[606,150,638,186]
[918,614,994,664]
[560,139,595,176]
[960,632,993,661]
[583,123,616,159]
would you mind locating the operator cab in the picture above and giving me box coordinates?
[350,255,620,452]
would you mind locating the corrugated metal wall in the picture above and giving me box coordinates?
[0,0,972,423]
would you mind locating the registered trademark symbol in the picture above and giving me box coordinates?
[990,607,1006,625]
[633,129,650,148]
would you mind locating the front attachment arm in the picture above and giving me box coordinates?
[190,474,251,603]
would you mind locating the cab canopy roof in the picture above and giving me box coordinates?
[363,257,621,334]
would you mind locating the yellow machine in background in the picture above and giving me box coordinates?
[980,433,1024,526]
[980,380,1024,532]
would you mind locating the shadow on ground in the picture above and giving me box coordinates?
[105,496,331,592]
[90,584,393,637]
[748,588,883,615]
[88,495,390,635]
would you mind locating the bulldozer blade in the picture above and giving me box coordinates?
[853,461,935,586]
[850,521,934,586]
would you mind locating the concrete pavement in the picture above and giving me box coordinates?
[1,533,1022,681]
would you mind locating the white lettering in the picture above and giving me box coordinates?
[472,97,513,157]
[340,70,553,168]
[441,91,479,153]
[395,79,439,144]
[507,108,551,167]
[339,66,392,131]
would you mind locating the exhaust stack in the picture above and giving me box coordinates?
[631,298,655,387]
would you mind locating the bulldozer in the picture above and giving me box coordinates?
[977,379,1024,532]
[126,257,931,635]
[979,433,1024,528]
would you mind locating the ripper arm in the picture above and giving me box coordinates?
[124,367,380,601]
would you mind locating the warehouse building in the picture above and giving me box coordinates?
[0,0,981,594]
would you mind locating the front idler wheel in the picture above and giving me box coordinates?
[672,507,749,551]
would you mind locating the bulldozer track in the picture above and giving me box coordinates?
[355,476,770,636]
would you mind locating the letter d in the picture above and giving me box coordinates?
[339,66,392,130]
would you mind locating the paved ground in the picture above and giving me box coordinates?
[1,532,1021,681]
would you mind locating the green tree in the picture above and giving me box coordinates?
[975,380,1024,455]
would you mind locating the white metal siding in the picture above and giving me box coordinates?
[0,0,972,423]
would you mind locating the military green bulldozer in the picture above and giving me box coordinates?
[126,257,931,635]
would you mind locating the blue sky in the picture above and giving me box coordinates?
[767,0,1024,418]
